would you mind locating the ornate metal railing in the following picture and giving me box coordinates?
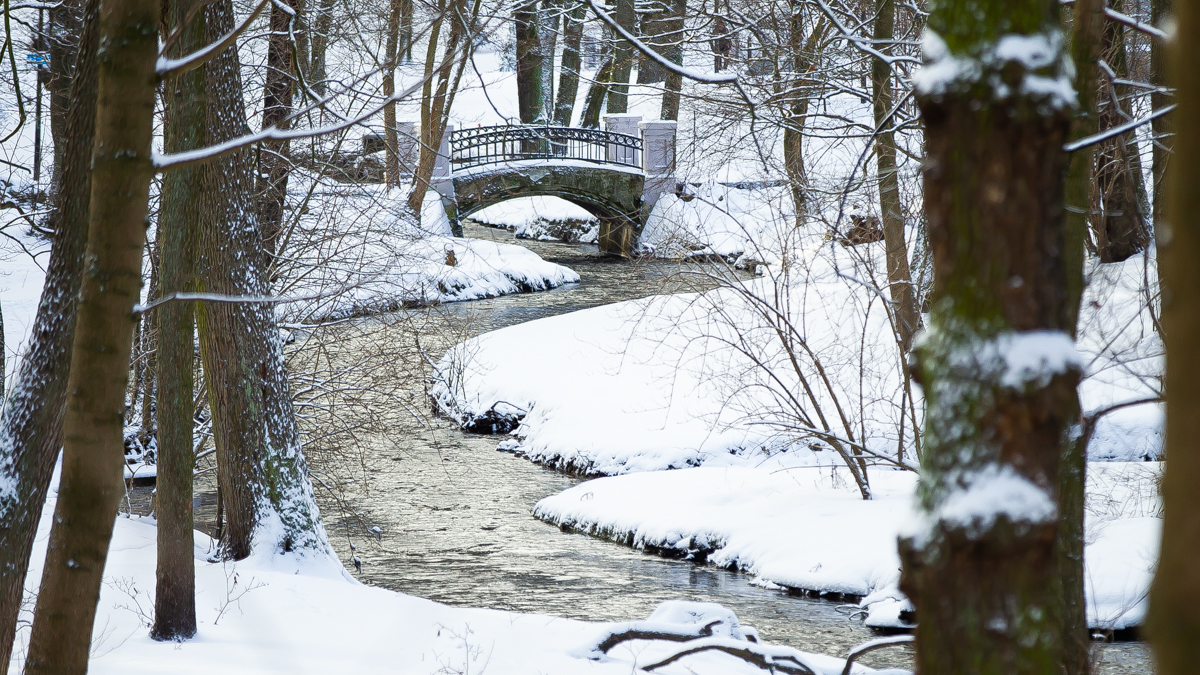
[450,125,642,173]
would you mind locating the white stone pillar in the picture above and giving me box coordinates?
[433,123,455,180]
[603,114,641,165]
[639,119,677,212]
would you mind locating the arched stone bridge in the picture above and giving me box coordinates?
[432,116,676,256]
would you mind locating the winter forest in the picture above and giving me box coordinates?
[0,0,1193,671]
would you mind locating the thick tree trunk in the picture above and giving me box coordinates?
[384,0,404,187]
[579,53,614,128]
[659,0,685,120]
[539,0,559,122]
[606,0,635,113]
[0,1,97,670]
[309,0,334,95]
[1059,1,1105,672]
[553,3,584,126]
[637,0,667,84]
[257,0,299,268]
[45,0,84,193]
[23,0,159,669]
[871,0,919,352]
[898,1,1081,671]
[151,0,204,641]
[1148,2,1200,669]
[516,0,547,123]
[1093,2,1149,263]
[195,0,330,560]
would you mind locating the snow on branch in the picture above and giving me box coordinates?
[1064,104,1175,152]
[812,0,920,67]
[1105,7,1168,39]
[839,635,914,675]
[157,0,271,77]
[640,637,822,675]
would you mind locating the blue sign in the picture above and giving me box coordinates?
[26,53,48,66]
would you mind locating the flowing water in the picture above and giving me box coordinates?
[152,221,1150,673]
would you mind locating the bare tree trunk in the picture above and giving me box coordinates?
[294,0,310,79]
[1148,2,1200,669]
[1093,1,1149,263]
[139,248,158,436]
[606,0,634,113]
[553,3,585,126]
[407,0,475,215]
[898,0,1080,671]
[401,0,413,61]
[782,7,824,222]
[45,0,84,193]
[23,0,159,669]
[637,0,666,84]
[0,1,97,669]
[309,0,334,95]
[579,53,614,128]
[195,0,330,560]
[1059,2,1105,673]
[871,0,919,351]
[151,0,204,641]
[539,0,559,122]
[257,0,299,268]
[516,0,547,123]
[384,0,404,187]
[659,0,685,120]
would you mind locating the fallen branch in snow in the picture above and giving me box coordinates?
[840,635,914,675]
[640,637,820,675]
[585,619,724,656]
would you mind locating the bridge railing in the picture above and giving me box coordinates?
[449,125,642,173]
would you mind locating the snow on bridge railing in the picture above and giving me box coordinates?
[449,125,642,173]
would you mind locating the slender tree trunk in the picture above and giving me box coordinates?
[516,0,546,123]
[401,0,413,61]
[540,0,559,122]
[1093,1,1149,263]
[294,0,310,80]
[1149,2,1200,670]
[580,53,614,128]
[659,0,685,120]
[384,0,404,187]
[1149,0,1170,228]
[195,0,330,560]
[151,0,205,641]
[606,0,634,113]
[783,8,824,223]
[257,0,299,269]
[898,0,1081,671]
[309,0,334,95]
[871,0,919,351]
[0,1,97,669]
[553,3,584,126]
[23,0,159,669]
[1059,1,1104,673]
[139,249,158,435]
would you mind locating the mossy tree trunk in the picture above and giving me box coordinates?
[579,52,614,128]
[898,0,1083,672]
[516,0,547,123]
[194,0,330,561]
[22,0,159,669]
[1147,1,1200,669]
[0,0,97,669]
[606,0,635,113]
[871,0,920,352]
[151,0,205,641]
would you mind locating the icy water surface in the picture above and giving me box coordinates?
[172,221,1147,673]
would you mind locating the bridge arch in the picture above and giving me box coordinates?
[445,125,651,255]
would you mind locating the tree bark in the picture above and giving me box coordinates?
[23,0,159,669]
[1149,0,1170,229]
[1148,2,1200,669]
[257,0,299,268]
[1093,1,1149,263]
[539,0,559,122]
[659,0,685,120]
[384,0,404,187]
[195,0,330,560]
[516,0,547,123]
[0,0,97,670]
[782,7,824,223]
[151,0,205,641]
[898,1,1081,671]
[579,53,614,128]
[637,0,667,84]
[606,0,635,113]
[871,0,919,352]
[1059,2,1105,673]
[309,0,334,95]
[553,3,585,126]
[45,0,85,194]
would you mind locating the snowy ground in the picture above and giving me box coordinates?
[533,462,1160,631]
[7,472,896,675]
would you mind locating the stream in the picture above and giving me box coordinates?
[154,220,1151,673]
